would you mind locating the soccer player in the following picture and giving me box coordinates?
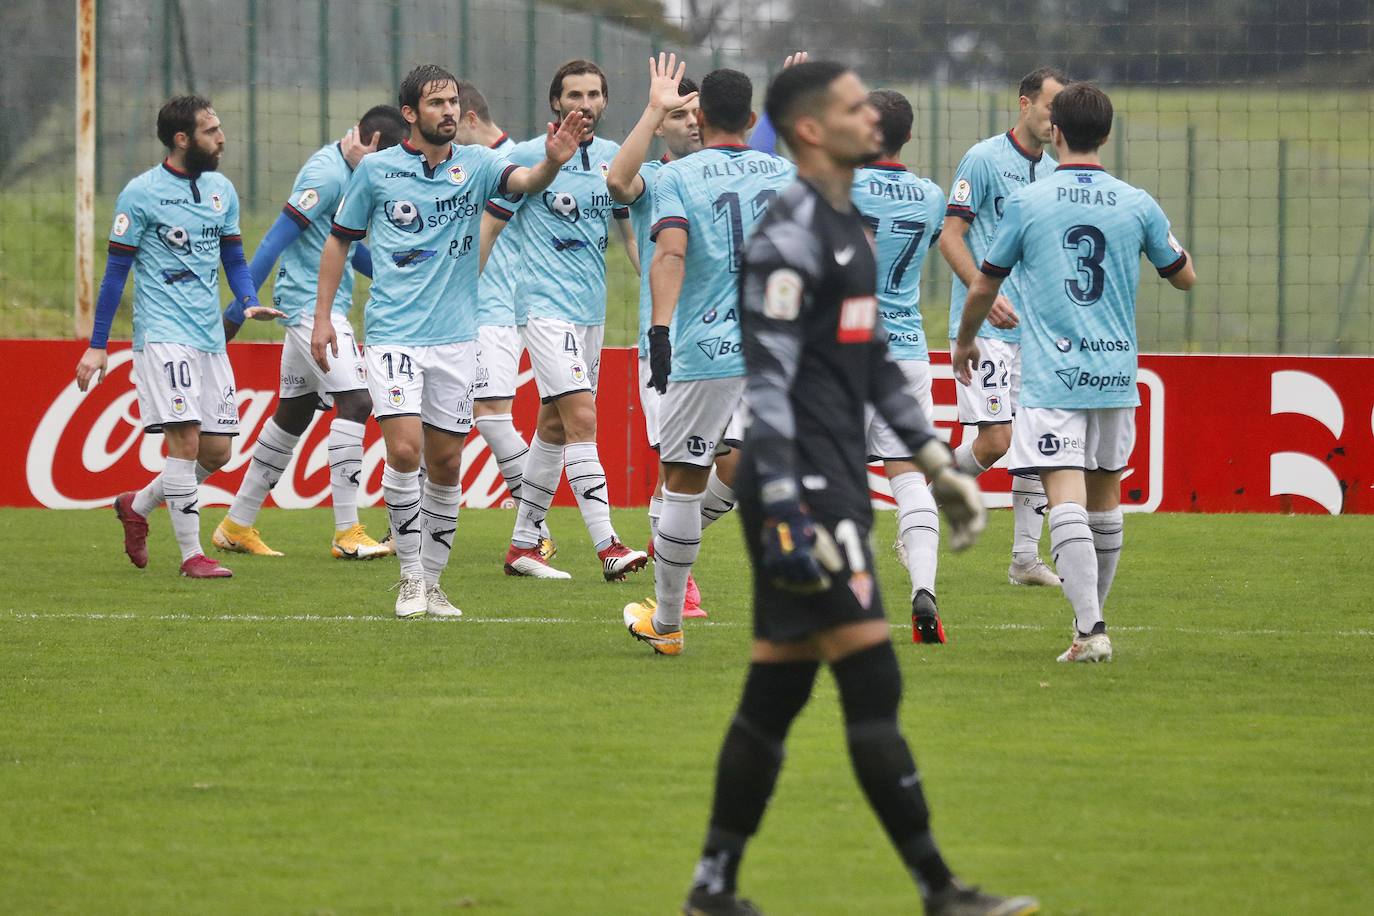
[312,64,586,618]
[682,62,1033,916]
[939,67,1066,588]
[954,81,1194,664]
[76,95,283,578]
[487,59,647,582]
[621,65,795,655]
[604,54,711,615]
[211,105,409,560]
[851,89,952,644]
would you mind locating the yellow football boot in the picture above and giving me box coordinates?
[331,523,390,560]
[212,518,283,556]
[623,599,683,656]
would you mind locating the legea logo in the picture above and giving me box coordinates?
[1269,370,1348,515]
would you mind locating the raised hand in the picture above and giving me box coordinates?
[648,52,696,113]
[544,110,587,166]
[782,50,809,69]
[243,305,286,321]
[340,126,381,168]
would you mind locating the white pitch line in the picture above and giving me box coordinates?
[5,611,1373,638]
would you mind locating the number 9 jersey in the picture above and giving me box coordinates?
[980,163,1188,410]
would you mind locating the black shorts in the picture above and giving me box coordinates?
[739,497,887,644]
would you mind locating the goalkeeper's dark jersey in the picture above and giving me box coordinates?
[736,177,938,532]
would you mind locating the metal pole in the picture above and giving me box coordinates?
[75,0,97,337]
[247,0,259,204]
[458,0,470,77]
[928,81,940,179]
[391,0,402,91]
[1334,207,1374,353]
[1184,124,1196,348]
[985,90,996,138]
[162,0,174,95]
[1114,115,1125,177]
[319,0,329,146]
[1276,138,1289,353]
[94,0,104,193]
[525,0,538,139]
[591,16,602,63]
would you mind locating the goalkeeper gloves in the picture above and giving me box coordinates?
[914,439,987,551]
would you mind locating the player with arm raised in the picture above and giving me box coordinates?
[493,59,647,582]
[312,64,585,618]
[954,82,1195,664]
[77,95,283,579]
[621,66,795,656]
[212,105,408,561]
[605,54,713,614]
[682,62,1033,916]
[939,67,1066,588]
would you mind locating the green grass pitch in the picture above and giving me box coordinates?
[2,505,1372,914]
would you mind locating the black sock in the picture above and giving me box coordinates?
[693,659,819,894]
[832,641,954,896]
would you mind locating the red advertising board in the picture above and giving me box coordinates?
[3,340,1370,515]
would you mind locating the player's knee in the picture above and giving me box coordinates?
[196,436,232,472]
[273,396,317,436]
[737,660,820,744]
[977,423,1012,458]
[331,389,372,424]
[831,642,903,726]
[385,439,422,471]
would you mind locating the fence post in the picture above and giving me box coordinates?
[1184,124,1196,348]
[246,0,259,204]
[525,0,538,138]
[1276,138,1289,353]
[390,0,402,91]
[76,0,97,338]
[318,0,330,146]
[591,15,602,62]
[458,0,470,77]
[94,0,104,194]
[985,90,996,138]
[928,81,940,179]
[162,0,174,95]
[1114,114,1125,177]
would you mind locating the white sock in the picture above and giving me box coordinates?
[891,471,939,598]
[1011,475,1048,561]
[1088,509,1124,615]
[162,456,203,560]
[649,495,664,540]
[131,462,212,516]
[565,441,616,550]
[512,435,562,549]
[328,418,365,531]
[227,419,300,527]
[652,487,702,632]
[419,480,461,586]
[1049,503,1101,635]
[953,439,988,477]
[475,413,530,502]
[700,467,736,529]
[382,464,423,579]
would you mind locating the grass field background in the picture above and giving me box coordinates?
[2,506,1371,914]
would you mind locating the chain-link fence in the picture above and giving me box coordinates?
[2,0,1371,353]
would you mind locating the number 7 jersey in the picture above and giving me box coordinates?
[650,144,795,380]
[981,164,1188,409]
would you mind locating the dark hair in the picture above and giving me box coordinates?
[156,94,214,149]
[457,80,493,124]
[699,69,753,133]
[764,60,850,146]
[1050,82,1113,153]
[868,89,913,155]
[1019,66,1068,101]
[399,64,458,112]
[549,59,608,109]
[678,76,699,98]
[358,105,409,151]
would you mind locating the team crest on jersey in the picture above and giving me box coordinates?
[112,213,130,237]
[987,395,1003,415]
[157,224,191,253]
[448,164,467,185]
[297,188,320,211]
[384,200,422,233]
[599,162,610,178]
[952,178,972,204]
[836,296,878,344]
[170,395,187,415]
[569,362,587,385]
[354,364,367,383]
[210,193,224,212]
[388,385,405,407]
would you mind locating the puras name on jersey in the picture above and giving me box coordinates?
[699,158,789,180]
[1056,187,1119,207]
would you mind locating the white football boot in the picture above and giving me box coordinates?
[393,576,428,619]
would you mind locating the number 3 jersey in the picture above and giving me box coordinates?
[981,164,1188,410]
[650,144,795,381]
[107,162,244,354]
[851,162,945,362]
[331,139,519,347]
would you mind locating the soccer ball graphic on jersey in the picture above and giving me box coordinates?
[156,224,191,253]
[544,191,581,223]
[384,199,423,233]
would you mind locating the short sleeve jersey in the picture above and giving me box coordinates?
[851,163,945,362]
[274,142,355,325]
[946,131,1057,343]
[331,139,519,347]
[476,133,520,328]
[499,135,629,327]
[650,145,795,381]
[629,156,667,357]
[981,164,1188,409]
[107,162,243,354]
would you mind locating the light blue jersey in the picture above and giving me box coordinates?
[650,144,794,381]
[331,138,518,346]
[852,162,945,361]
[947,130,1057,343]
[982,163,1187,409]
[499,135,629,326]
[629,156,667,357]
[275,142,354,324]
[107,162,243,354]
[476,133,520,328]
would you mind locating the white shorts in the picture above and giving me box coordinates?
[1008,406,1137,474]
[956,337,1020,425]
[133,342,240,435]
[659,376,746,466]
[520,317,603,402]
[473,324,522,402]
[365,341,476,435]
[637,355,661,450]
[280,313,367,399]
[866,359,934,460]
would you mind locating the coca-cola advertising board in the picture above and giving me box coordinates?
[3,340,1370,515]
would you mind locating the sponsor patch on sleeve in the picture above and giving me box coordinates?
[297,188,320,211]
[112,213,130,236]
[763,269,803,321]
[1167,231,1183,254]
[952,178,972,204]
